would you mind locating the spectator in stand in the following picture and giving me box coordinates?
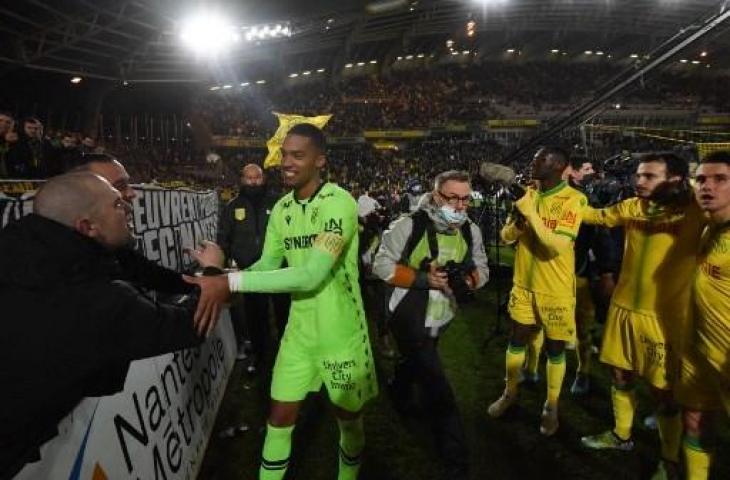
[5,117,55,179]
[0,111,14,178]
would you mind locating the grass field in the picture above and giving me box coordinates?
[199,246,728,480]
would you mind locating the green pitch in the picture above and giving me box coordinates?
[199,245,728,479]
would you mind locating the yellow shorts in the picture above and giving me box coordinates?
[508,286,576,341]
[675,347,730,414]
[599,304,677,390]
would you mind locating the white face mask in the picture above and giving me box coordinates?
[438,204,468,226]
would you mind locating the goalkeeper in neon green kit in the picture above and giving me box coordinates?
[187,123,377,479]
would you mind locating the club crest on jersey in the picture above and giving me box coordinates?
[285,215,292,225]
[234,208,246,221]
[324,218,343,235]
[311,207,320,225]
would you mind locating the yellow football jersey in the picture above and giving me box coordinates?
[509,182,586,296]
[583,198,705,316]
[694,223,730,376]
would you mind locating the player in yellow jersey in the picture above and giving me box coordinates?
[580,153,704,480]
[488,146,587,436]
[675,151,730,480]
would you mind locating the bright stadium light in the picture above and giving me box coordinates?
[630,53,639,58]
[370,60,377,64]
[550,49,559,54]
[256,79,266,84]
[357,62,365,66]
[596,51,604,55]
[506,48,515,53]
[700,51,708,57]
[691,60,701,64]
[417,53,425,58]
[180,12,236,55]
[303,70,311,75]
[70,76,82,84]
[680,59,688,63]
[584,50,593,55]
[345,63,353,68]
[317,68,326,72]
[240,82,250,86]
[289,73,299,78]
[209,86,221,91]
[222,84,232,89]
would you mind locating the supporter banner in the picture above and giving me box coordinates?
[327,136,366,145]
[486,119,540,129]
[264,112,332,168]
[14,313,236,480]
[3,182,232,480]
[129,186,219,271]
[211,135,267,148]
[362,129,428,139]
[697,115,730,125]
[0,179,44,198]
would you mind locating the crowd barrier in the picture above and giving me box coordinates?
[1,180,236,480]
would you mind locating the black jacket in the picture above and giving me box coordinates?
[217,190,278,269]
[0,215,203,479]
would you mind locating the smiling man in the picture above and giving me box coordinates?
[488,146,586,437]
[580,153,705,480]
[186,123,377,480]
[675,150,730,480]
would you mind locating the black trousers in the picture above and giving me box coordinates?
[230,293,290,359]
[389,288,469,475]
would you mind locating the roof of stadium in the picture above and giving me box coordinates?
[1,0,729,83]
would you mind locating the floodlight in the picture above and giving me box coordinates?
[70,76,82,84]
[345,63,353,68]
[370,60,377,64]
[289,73,299,78]
[180,12,236,55]
[700,51,708,57]
[584,50,593,55]
[550,49,559,54]
[680,59,688,63]
[596,51,604,55]
[357,62,365,66]
[462,50,469,54]
[303,71,311,75]
[506,48,515,53]
[222,84,232,89]
[240,82,250,86]
[209,86,221,91]
[405,55,414,60]
[417,53,425,58]
[630,53,639,58]
[691,60,700,64]
[256,80,266,84]
[317,68,326,72]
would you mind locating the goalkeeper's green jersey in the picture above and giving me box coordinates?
[238,182,368,351]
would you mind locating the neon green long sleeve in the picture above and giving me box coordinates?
[235,248,335,293]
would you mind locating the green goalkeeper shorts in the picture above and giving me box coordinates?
[270,327,379,412]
